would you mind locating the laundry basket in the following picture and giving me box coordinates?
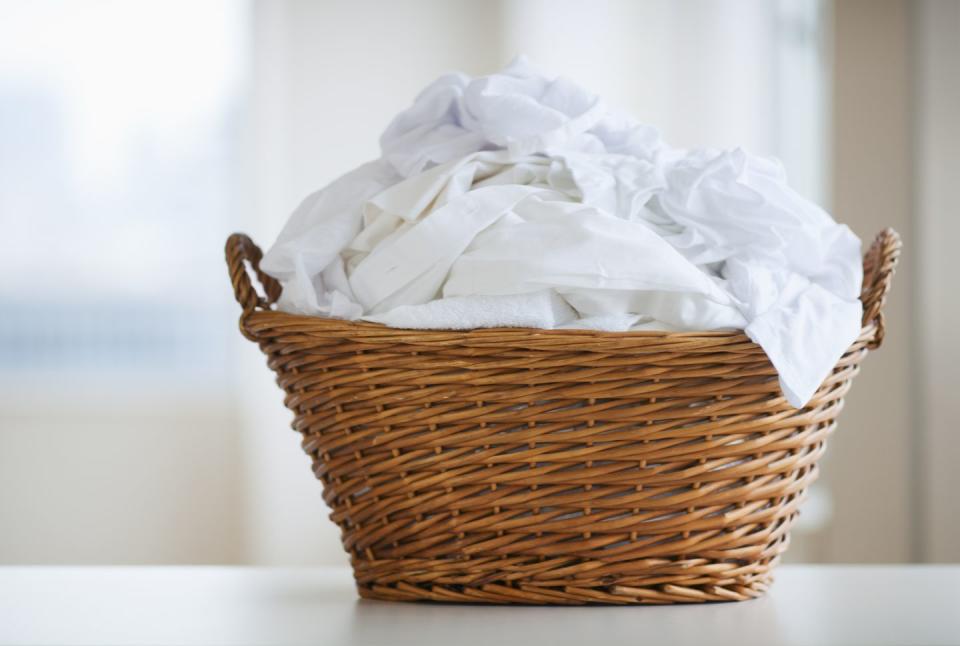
[225,228,900,604]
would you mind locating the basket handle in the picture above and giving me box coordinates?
[225,234,282,334]
[860,227,902,350]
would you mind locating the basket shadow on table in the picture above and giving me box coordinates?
[344,595,787,646]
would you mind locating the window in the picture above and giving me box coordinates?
[0,0,248,393]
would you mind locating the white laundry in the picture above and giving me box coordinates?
[260,57,863,408]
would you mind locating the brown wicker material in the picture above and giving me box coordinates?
[226,228,901,604]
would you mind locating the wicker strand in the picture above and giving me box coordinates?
[225,228,900,604]
[226,234,281,307]
[224,234,281,339]
[860,228,902,349]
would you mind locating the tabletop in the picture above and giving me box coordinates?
[1,565,958,645]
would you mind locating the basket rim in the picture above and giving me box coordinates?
[250,306,753,338]
[241,307,881,357]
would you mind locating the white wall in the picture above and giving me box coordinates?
[823,0,914,563]
[914,0,960,562]
[0,391,244,564]
[0,0,247,566]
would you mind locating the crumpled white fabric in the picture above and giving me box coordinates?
[261,57,862,408]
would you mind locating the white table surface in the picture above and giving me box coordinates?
[1,565,958,646]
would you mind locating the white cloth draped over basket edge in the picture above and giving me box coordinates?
[260,57,863,408]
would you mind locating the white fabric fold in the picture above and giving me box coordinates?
[260,57,863,408]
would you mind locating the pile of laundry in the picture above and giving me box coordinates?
[260,57,863,408]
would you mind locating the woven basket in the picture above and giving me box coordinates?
[226,228,900,604]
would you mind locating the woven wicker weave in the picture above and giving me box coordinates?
[226,228,900,604]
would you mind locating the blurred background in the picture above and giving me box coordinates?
[0,0,956,566]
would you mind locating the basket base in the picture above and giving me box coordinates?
[355,577,772,605]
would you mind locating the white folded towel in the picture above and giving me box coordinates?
[363,289,577,330]
[261,57,862,408]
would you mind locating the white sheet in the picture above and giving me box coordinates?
[260,57,862,408]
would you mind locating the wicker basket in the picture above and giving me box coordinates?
[226,228,900,604]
